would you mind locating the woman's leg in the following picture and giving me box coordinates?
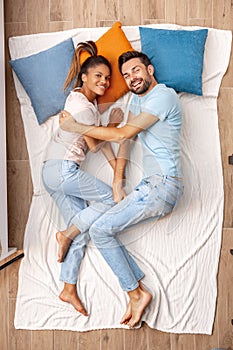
[42,160,89,315]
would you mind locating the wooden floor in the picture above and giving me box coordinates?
[1,228,233,350]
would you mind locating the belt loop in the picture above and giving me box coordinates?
[162,175,167,184]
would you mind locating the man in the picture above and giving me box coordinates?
[60,50,183,327]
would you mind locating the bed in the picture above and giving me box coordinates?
[8,22,232,334]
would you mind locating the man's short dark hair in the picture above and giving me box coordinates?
[118,51,152,74]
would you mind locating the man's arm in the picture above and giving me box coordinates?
[60,110,159,142]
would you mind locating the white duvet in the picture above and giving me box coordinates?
[9,24,232,334]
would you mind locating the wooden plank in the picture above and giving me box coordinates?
[218,88,233,227]
[9,298,31,350]
[213,0,233,29]
[188,0,212,20]
[216,228,233,348]
[7,256,22,298]
[142,0,165,21]
[79,330,101,350]
[170,334,195,350]
[31,330,54,350]
[165,0,189,25]
[195,324,219,350]
[124,325,147,350]
[145,324,171,350]
[0,268,9,350]
[101,328,124,350]
[4,0,26,23]
[7,161,32,250]
[54,330,80,350]
[50,0,72,22]
[119,0,142,25]
[73,0,96,28]
[96,0,118,22]
[26,0,50,34]
[49,21,73,32]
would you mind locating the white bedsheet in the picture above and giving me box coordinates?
[9,24,232,334]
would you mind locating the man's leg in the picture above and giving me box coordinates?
[88,177,181,326]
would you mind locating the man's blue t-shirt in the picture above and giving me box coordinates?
[130,84,182,178]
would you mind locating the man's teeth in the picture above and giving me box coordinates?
[132,81,141,87]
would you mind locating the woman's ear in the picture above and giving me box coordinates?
[81,73,87,83]
[147,64,154,76]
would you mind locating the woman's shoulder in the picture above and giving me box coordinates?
[66,89,92,108]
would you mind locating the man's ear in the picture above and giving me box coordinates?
[147,64,154,76]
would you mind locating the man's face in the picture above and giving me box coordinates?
[121,57,154,96]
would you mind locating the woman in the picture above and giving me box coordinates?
[41,41,147,318]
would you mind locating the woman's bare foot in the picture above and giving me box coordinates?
[123,286,152,328]
[59,284,88,316]
[56,231,73,262]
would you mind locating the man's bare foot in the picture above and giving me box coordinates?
[120,302,131,325]
[56,231,72,262]
[124,286,152,328]
[59,287,88,316]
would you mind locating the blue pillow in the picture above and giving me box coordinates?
[10,38,75,125]
[139,27,208,95]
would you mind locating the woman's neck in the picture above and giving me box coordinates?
[79,86,96,103]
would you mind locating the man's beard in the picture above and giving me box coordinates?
[130,77,152,95]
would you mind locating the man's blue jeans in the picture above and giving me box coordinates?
[41,159,144,286]
[88,174,184,291]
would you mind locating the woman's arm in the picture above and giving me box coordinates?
[112,139,130,203]
[60,110,159,142]
[100,142,116,170]
[83,135,104,153]
[84,135,116,169]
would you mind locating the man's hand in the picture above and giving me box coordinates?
[112,179,126,203]
[59,110,79,132]
[108,108,124,127]
[59,110,73,126]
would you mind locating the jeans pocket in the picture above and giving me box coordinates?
[134,182,150,202]
[62,160,79,180]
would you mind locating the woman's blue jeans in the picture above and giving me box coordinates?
[41,159,144,286]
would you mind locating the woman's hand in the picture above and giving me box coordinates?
[108,108,124,127]
[112,179,126,203]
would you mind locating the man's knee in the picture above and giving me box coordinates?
[89,221,113,247]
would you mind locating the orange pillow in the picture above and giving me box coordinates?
[80,21,134,113]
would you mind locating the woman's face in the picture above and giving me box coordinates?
[82,64,111,97]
